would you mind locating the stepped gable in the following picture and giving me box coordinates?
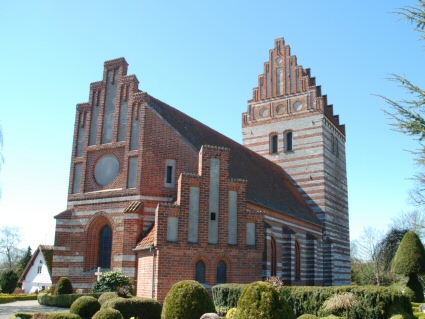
[250,37,345,136]
[146,95,322,227]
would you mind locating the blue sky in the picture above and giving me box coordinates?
[0,1,423,251]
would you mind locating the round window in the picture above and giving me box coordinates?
[294,101,303,111]
[259,107,268,117]
[276,104,285,115]
[94,154,120,186]
[276,57,283,65]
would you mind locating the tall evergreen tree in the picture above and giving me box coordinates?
[392,231,425,302]
[15,246,32,278]
[382,1,425,202]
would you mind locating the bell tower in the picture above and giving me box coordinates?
[242,38,350,285]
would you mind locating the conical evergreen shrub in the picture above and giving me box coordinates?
[392,231,425,302]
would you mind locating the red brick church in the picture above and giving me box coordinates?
[52,38,349,301]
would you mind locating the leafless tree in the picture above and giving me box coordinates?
[0,226,24,271]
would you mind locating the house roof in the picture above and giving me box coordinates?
[18,245,54,283]
[145,95,322,227]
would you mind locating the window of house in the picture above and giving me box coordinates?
[164,159,176,188]
[270,135,278,154]
[217,261,227,284]
[271,237,277,277]
[99,225,112,269]
[195,260,206,284]
[37,266,42,274]
[284,131,293,152]
[295,241,301,280]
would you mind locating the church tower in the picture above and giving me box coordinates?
[242,38,350,285]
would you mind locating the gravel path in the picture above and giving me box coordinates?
[0,300,70,319]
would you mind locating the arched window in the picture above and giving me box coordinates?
[217,261,227,284]
[295,241,301,280]
[271,237,277,276]
[99,226,112,269]
[270,134,278,154]
[195,260,206,284]
[284,131,293,152]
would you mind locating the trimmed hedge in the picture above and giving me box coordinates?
[102,296,161,319]
[0,293,38,304]
[10,313,81,319]
[98,292,119,305]
[280,286,412,319]
[212,284,247,309]
[92,308,124,319]
[38,292,102,308]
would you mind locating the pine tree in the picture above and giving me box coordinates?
[15,246,32,279]
[392,231,425,301]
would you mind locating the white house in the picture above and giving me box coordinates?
[19,245,53,294]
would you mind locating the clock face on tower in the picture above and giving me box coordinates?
[94,154,120,186]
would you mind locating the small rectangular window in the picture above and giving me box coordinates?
[166,166,173,184]
[286,132,293,151]
[37,266,42,274]
[164,159,176,188]
[271,135,278,154]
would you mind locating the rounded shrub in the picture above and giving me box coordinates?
[102,296,161,319]
[98,292,119,305]
[161,280,215,319]
[236,281,295,319]
[70,296,101,319]
[56,277,73,295]
[92,308,124,319]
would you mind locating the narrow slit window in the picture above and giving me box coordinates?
[164,159,176,188]
[166,166,173,184]
[285,132,293,152]
[271,135,278,154]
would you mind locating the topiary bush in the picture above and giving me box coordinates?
[392,231,425,302]
[161,280,215,319]
[236,281,295,319]
[212,283,246,310]
[102,296,161,319]
[70,296,101,319]
[56,277,73,295]
[0,270,19,294]
[93,271,134,295]
[38,292,102,308]
[92,308,124,319]
[98,292,119,305]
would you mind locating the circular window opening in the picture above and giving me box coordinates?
[276,104,285,115]
[294,101,303,111]
[94,154,120,186]
[260,107,268,117]
[276,57,283,65]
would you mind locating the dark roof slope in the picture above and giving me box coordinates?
[147,96,322,227]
